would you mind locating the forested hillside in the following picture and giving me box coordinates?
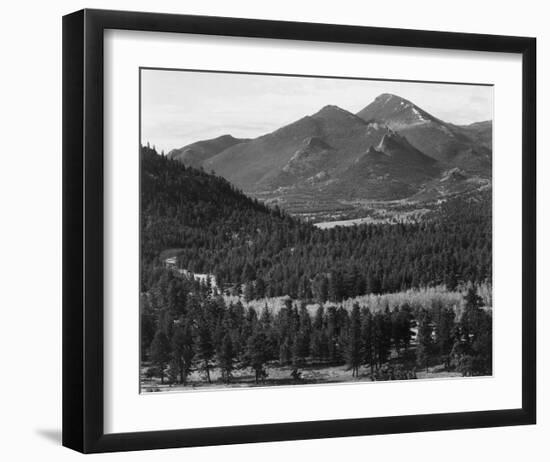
[140,145,492,389]
[141,145,491,300]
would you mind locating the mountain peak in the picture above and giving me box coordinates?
[313,104,365,123]
[317,104,346,113]
[373,93,417,106]
[168,133,248,168]
[375,93,405,102]
[216,134,238,141]
[357,93,436,128]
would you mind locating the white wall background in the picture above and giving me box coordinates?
[0,0,546,460]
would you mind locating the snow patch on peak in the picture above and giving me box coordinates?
[411,107,428,122]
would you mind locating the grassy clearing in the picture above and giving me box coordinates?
[222,283,492,318]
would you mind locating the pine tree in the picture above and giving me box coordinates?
[335,306,350,363]
[313,305,325,331]
[328,271,344,302]
[461,286,484,340]
[435,308,455,369]
[366,272,381,295]
[279,337,292,365]
[361,307,375,375]
[391,304,413,355]
[416,309,434,373]
[373,311,391,368]
[346,304,363,377]
[291,335,303,367]
[260,304,273,330]
[454,288,492,376]
[243,281,255,303]
[297,274,312,300]
[255,277,266,299]
[382,307,393,360]
[166,359,179,384]
[171,321,195,384]
[246,331,269,383]
[149,329,171,384]
[290,304,311,366]
[217,334,235,383]
[297,303,312,357]
[241,262,256,282]
[326,306,339,363]
[196,318,215,383]
[312,274,329,304]
[165,278,187,317]
[470,309,492,375]
[260,305,277,360]
[309,330,323,362]
[241,307,258,353]
[140,296,156,361]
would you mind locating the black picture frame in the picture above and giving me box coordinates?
[62,8,536,454]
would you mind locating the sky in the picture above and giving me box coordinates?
[141,69,493,154]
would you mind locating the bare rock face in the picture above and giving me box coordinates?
[357,94,492,173]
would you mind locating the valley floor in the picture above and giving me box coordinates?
[140,361,464,393]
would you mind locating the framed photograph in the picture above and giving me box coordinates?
[62,9,536,453]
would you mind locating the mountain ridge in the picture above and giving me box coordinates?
[167,134,249,168]
[356,94,492,172]
[162,93,492,219]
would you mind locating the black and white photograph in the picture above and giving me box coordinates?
[139,69,493,391]
[1,0,543,458]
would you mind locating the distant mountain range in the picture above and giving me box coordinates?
[166,93,492,220]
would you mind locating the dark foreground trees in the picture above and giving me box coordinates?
[149,330,171,384]
[171,322,195,384]
[143,269,492,386]
[346,304,363,377]
[452,287,493,376]
[416,309,434,372]
[196,319,215,383]
[217,334,236,383]
[245,331,269,383]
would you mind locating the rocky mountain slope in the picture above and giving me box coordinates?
[356,93,491,173]
[165,93,492,221]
